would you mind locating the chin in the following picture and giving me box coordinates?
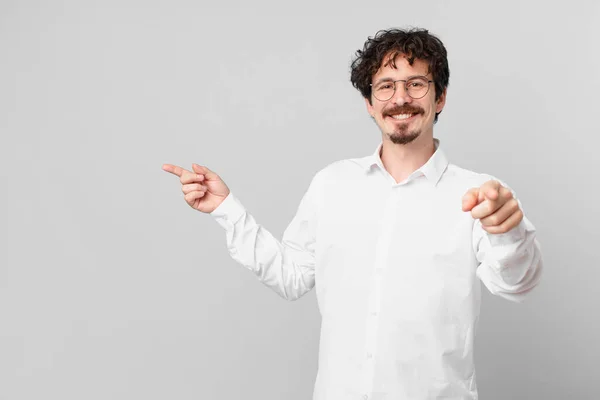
[388,130,421,145]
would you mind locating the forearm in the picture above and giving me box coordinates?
[211,193,316,301]
[475,217,544,302]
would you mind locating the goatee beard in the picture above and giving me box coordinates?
[388,127,421,145]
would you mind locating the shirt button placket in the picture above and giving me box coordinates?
[362,187,398,397]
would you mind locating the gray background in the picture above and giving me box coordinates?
[1,0,598,399]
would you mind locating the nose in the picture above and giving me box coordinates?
[391,83,412,106]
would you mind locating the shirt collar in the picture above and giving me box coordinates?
[358,138,449,186]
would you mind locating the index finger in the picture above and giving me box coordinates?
[481,179,501,200]
[162,164,186,177]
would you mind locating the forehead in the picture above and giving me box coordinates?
[373,52,431,80]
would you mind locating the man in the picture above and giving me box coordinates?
[163,28,543,400]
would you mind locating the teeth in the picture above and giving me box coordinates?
[391,114,413,120]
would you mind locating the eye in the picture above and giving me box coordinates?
[376,83,393,90]
[408,80,425,88]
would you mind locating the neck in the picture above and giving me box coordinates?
[380,134,436,183]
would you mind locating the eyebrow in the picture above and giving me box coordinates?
[373,75,429,85]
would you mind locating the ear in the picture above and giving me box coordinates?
[436,89,447,114]
[365,97,375,118]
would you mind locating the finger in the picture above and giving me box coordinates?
[180,170,205,185]
[474,186,513,219]
[162,164,185,177]
[481,180,501,201]
[498,185,513,202]
[471,197,502,220]
[192,164,218,180]
[480,198,520,227]
[182,183,208,195]
[462,188,479,212]
[482,208,524,234]
[184,190,206,204]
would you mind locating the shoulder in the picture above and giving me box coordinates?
[443,163,512,191]
[312,157,367,182]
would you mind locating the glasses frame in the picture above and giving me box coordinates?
[369,76,434,101]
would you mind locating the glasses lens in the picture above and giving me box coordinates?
[406,77,430,99]
[373,81,395,101]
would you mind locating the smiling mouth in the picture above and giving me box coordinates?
[387,112,419,121]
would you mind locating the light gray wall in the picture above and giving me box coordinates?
[1,1,598,399]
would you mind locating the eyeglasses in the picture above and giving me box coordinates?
[370,76,433,101]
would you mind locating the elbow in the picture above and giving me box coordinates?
[279,277,313,301]
[281,292,304,302]
[492,280,541,303]
[259,272,313,302]
[272,285,309,302]
[491,257,544,303]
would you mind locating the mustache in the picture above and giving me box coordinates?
[383,105,424,117]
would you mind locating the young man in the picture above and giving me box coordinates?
[163,28,543,400]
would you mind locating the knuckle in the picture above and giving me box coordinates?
[515,209,524,221]
[181,172,193,184]
[511,199,520,210]
[495,222,508,233]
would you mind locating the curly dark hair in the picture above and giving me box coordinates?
[350,27,450,122]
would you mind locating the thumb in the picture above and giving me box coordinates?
[192,164,218,180]
[478,188,486,203]
[462,188,479,212]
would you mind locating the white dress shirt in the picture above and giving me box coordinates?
[210,140,543,400]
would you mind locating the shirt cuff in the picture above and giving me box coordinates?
[210,192,246,230]
[486,219,528,247]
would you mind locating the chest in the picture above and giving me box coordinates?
[314,180,478,293]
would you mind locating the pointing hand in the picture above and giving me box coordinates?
[461,180,523,234]
[162,163,230,213]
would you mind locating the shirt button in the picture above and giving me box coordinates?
[363,395,369,400]
[367,353,373,359]
[370,311,378,316]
